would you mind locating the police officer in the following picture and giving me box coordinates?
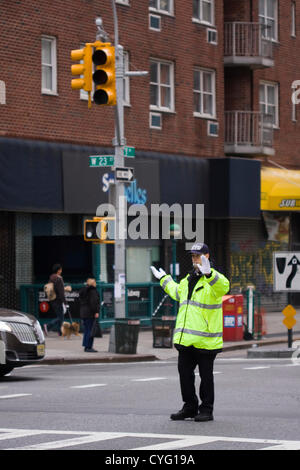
[151,243,230,422]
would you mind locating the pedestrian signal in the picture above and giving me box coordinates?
[84,218,115,243]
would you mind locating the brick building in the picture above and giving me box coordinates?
[1,0,300,318]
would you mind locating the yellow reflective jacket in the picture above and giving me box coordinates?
[160,269,230,350]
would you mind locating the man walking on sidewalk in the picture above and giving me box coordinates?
[151,243,229,422]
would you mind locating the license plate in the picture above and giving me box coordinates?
[37,344,45,357]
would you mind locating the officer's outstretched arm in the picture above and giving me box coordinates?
[159,275,181,302]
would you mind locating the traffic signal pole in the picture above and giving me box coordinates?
[93,11,147,332]
[112,43,126,319]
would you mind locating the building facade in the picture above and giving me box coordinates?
[1,0,300,316]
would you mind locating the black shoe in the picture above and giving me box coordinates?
[84,348,98,353]
[170,408,197,420]
[194,412,214,422]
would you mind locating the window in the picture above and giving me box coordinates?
[193,68,216,118]
[149,0,173,15]
[150,60,174,112]
[259,0,278,41]
[41,36,57,95]
[259,81,279,127]
[116,0,129,4]
[193,0,214,26]
[291,1,296,37]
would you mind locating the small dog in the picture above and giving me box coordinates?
[61,321,81,339]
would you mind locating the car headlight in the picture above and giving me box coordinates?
[33,321,45,342]
[0,321,12,332]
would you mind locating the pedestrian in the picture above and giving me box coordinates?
[79,277,100,353]
[43,264,70,336]
[150,243,230,422]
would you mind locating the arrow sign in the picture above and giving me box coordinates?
[286,255,300,288]
[114,167,134,182]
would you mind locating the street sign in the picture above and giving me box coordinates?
[282,305,297,329]
[89,155,115,167]
[114,166,134,182]
[123,146,135,157]
[273,252,300,292]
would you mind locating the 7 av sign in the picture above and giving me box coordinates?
[273,252,300,291]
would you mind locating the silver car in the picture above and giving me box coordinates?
[0,308,45,377]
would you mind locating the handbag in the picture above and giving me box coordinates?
[90,318,102,338]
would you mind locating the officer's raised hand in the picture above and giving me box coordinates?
[196,255,211,276]
[150,266,167,280]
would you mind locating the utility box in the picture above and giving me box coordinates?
[222,295,244,341]
[152,316,176,348]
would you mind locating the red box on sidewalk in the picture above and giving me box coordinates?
[222,295,244,341]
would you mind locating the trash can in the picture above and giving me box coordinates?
[152,316,176,348]
[222,295,244,341]
[109,319,140,354]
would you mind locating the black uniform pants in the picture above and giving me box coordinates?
[177,345,217,414]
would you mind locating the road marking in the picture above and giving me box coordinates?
[243,366,271,370]
[70,384,107,389]
[0,394,32,399]
[1,428,300,450]
[132,377,167,382]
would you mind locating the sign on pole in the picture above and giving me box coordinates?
[123,146,135,157]
[89,155,115,167]
[273,252,300,291]
[114,166,134,182]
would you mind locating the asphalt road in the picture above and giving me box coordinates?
[0,351,300,451]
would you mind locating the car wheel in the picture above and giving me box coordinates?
[0,366,14,377]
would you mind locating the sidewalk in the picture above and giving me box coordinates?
[41,312,300,365]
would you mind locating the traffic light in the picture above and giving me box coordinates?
[84,218,115,243]
[71,44,93,107]
[92,42,116,106]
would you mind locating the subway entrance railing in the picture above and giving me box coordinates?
[20,282,177,328]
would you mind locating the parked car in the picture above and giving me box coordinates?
[0,308,45,377]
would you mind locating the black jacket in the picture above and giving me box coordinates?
[79,285,100,319]
[49,274,66,304]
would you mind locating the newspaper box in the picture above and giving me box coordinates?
[222,294,244,341]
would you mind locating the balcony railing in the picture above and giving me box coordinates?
[224,111,274,156]
[224,22,274,68]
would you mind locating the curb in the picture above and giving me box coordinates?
[40,336,300,365]
[41,354,158,365]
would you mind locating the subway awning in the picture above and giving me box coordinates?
[261,166,300,211]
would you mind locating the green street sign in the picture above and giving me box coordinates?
[89,155,115,167]
[123,146,135,157]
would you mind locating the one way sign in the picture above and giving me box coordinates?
[273,252,300,291]
[114,167,134,183]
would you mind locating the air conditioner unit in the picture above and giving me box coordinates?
[207,28,218,45]
[150,112,162,129]
[149,14,161,31]
[207,121,219,137]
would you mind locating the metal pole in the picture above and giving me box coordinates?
[113,43,126,319]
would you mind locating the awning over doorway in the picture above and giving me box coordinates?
[261,166,300,211]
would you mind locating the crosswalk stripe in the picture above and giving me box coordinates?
[1,428,300,450]
[0,394,32,399]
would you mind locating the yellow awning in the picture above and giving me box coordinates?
[261,166,300,211]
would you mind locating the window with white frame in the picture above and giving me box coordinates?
[116,0,129,4]
[41,36,57,95]
[193,0,214,26]
[259,81,279,127]
[149,0,173,15]
[259,0,278,41]
[193,68,216,118]
[150,60,174,111]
